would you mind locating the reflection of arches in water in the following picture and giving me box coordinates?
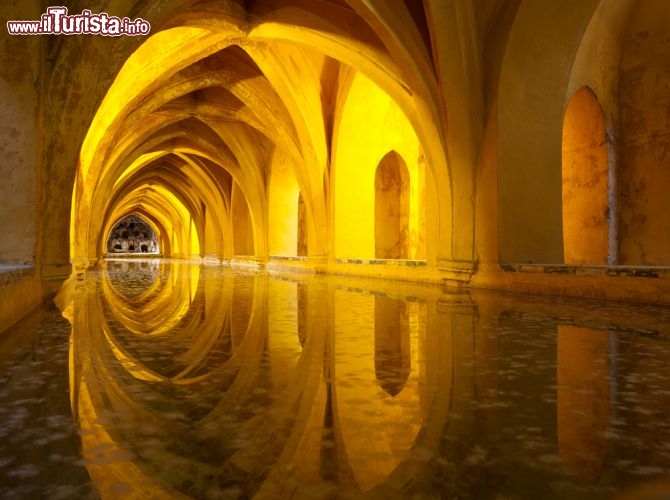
[71,268,455,498]
[103,259,163,299]
[332,290,431,493]
[73,265,265,489]
[98,263,241,387]
[375,295,410,396]
[101,260,195,334]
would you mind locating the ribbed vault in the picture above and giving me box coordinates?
[68,0,453,269]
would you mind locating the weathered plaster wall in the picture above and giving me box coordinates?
[0,0,40,265]
[566,0,633,120]
[0,270,41,334]
[297,193,308,257]
[0,1,45,333]
[618,0,670,265]
[565,0,635,265]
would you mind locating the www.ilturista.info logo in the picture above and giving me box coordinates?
[7,6,151,36]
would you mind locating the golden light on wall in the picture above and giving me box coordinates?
[334,71,425,261]
[268,148,300,257]
[562,86,609,265]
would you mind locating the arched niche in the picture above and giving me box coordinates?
[375,152,410,259]
[562,87,609,264]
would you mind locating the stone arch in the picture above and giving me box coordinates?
[333,71,425,261]
[62,1,451,275]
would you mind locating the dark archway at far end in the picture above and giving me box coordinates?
[106,214,160,255]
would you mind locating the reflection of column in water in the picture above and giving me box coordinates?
[297,283,308,347]
[267,279,303,389]
[433,295,480,476]
[557,325,610,483]
[473,299,502,442]
[367,295,453,498]
[374,295,410,396]
[253,278,339,496]
[231,274,256,348]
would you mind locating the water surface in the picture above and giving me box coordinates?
[1,259,670,499]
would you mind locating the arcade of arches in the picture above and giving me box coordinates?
[3,0,670,332]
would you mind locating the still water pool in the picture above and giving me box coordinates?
[1,259,670,499]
